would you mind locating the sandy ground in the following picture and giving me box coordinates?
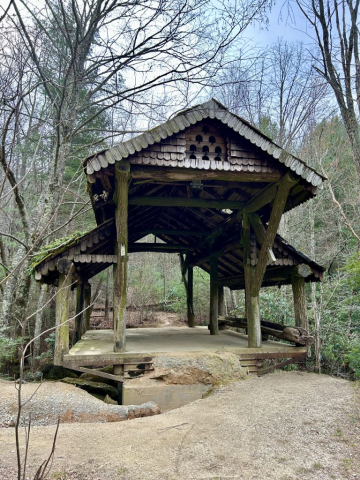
[0,372,359,480]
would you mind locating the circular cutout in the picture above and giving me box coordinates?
[202,155,209,160]
[202,145,209,152]
[190,144,197,152]
[196,134,203,142]
[190,154,196,160]
[215,146,222,153]
[209,135,216,143]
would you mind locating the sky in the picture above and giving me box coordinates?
[246,1,313,47]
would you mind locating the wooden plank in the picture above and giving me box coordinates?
[128,196,246,210]
[113,160,130,352]
[76,366,124,382]
[130,165,282,183]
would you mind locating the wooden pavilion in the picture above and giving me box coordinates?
[34,99,325,374]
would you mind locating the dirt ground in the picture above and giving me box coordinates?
[0,371,359,480]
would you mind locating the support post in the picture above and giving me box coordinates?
[113,160,130,352]
[243,214,262,348]
[74,280,85,344]
[54,264,73,365]
[209,256,219,335]
[187,263,195,327]
[291,275,308,330]
[83,282,91,334]
[218,286,225,317]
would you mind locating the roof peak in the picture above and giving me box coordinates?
[84,99,326,187]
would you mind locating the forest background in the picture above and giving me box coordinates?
[0,0,360,380]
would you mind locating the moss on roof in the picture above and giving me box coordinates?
[29,230,90,275]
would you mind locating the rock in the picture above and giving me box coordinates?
[41,365,79,380]
[60,377,118,398]
[104,394,118,405]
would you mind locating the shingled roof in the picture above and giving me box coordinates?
[84,99,325,188]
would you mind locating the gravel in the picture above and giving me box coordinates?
[0,380,160,427]
[0,372,359,480]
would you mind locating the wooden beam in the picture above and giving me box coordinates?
[54,264,74,366]
[74,281,85,344]
[113,160,130,352]
[218,286,225,317]
[180,253,196,328]
[84,282,91,334]
[250,173,298,296]
[248,213,276,263]
[209,256,219,335]
[131,228,209,236]
[128,196,246,210]
[187,264,195,327]
[129,243,191,253]
[130,165,282,183]
[291,275,308,329]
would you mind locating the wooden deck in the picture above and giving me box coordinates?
[63,327,307,369]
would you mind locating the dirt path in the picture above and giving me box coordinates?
[0,372,359,480]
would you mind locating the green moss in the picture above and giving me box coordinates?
[29,230,90,275]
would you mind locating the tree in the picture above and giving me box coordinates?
[0,0,272,345]
[214,38,328,149]
[294,0,360,179]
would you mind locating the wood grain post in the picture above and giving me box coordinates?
[113,160,130,352]
[291,275,308,330]
[83,282,91,334]
[218,286,225,317]
[209,256,219,335]
[74,281,85,344]
[187,263,195,327]
[243,213,262,348]
[54,265,73,366]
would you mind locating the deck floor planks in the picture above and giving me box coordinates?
[63,327,306,368]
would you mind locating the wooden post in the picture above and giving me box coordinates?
[113,160,130,352]
[180,253,195,327]
[74,281,85,344]
[243,214,262,348]
[187,263,195,327]
[83,282,91,334]
[54,263,73,366]
[209,256,219,335]
[291,275,308,330]
[218,286,225,317]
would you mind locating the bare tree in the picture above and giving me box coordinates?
[294,0,360,178]
[0,0,272,332]
[214,38,328,149]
